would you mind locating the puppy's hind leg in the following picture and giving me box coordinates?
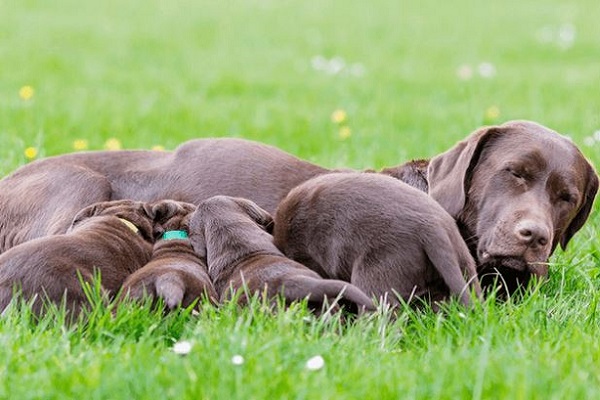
[423,233,482,307]
[280,275,376,314]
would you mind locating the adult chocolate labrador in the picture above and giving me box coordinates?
[188,195,376,314]
[0,199,190,317]
[0,120,596,293]
[273,172,482,308]
[427,121,598,293]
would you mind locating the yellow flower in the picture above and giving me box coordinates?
[484,106,500,120]
[19,85,35,100]
[104,138,122,151]
[151,145,165,151]
[338,126,351,140]
[73,139,89,151]
[331,109,347,124]
[24,147,38,160]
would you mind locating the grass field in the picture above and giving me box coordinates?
[1,0,600,398]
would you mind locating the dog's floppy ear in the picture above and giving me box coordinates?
[187,209,207,258]
[232,197,274,234]
[144,200,195,223]
[70,203,100,228]
[427,126,502,218]
[380,159,430,193]
[69,200,126,228]
[144,200,196,239]
[560,161,599,249]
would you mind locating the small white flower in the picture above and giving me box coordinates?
[557,23,576,49]
[172,340,192,355]
[456,64,473,81]
[478,62,496,78]
[583,137,596,147]
[231,355,245,365]
[305,355,325,371]
[329,56,346,75]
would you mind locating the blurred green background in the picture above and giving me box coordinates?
[1,1,600,398]
[2,0,599,173]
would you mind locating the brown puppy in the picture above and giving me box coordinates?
[0,199,189,317]
[0,121,596,295]
[121,201,218,310]
[0,200,154,317]
[273,172,482,308]
[188,195,376,314]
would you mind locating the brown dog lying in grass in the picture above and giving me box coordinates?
[273,172,483,309]
[0,199,191,318]
[188,195,376,314]
[0,121,596,298]
[121,201,218,310]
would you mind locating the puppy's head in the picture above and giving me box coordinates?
[143,199,197,240]
[70,199,155,241]
[379,158,430,193]
[188,195,274,259]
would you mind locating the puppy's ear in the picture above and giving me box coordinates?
[70,204,100,228]
[145,200,196,223]
[187,210,207,258]
[70,200,131,228]
[144,200,196,239]
[560,162,599,249]
[380,159,430,193]
[427,126,502,218]
[233,197,274,233]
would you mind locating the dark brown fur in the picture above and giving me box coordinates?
[0,121,596,295]
[427,121,598,293]
[120,201,218,309]
[188,196,376,314]
[0,199,194,317]
[273,172,482,308]
[0,200,155,317]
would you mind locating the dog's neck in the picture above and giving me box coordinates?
[152,234,202,262]
[117,217,139,234]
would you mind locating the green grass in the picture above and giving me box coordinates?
[1,0,600,398]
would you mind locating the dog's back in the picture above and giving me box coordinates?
[273,172,481,307]
[190,195,376,313]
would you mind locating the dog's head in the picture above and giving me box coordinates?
[69,199,156,242]
[427,120,598,292]
[379,158,430,193]
[188,195,274,260]
[143,199,197,240]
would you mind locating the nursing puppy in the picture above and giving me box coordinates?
[0,199,188,317]
[188,195,376,314]
[0,121,596,296]
[273,172,482,308]
[121,201,217,310]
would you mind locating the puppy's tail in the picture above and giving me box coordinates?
[424,233,482,307]
[281,275,376,315]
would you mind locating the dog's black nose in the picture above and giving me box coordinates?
[515,220,550,248]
